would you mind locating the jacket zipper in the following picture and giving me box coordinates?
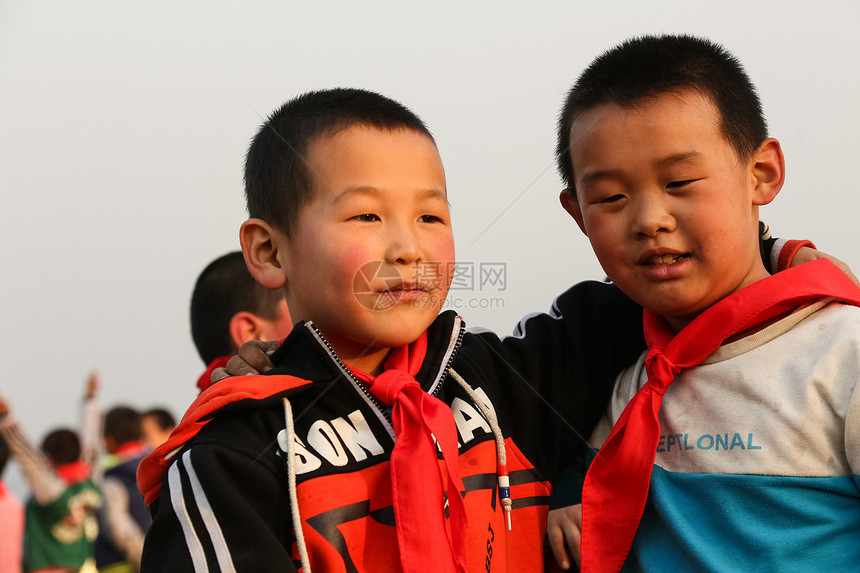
[433,317,466,397]
[306,318,466,421]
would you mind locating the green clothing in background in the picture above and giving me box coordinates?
[24,478,101,572]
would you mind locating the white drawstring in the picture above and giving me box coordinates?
[448,367,513,530]
[283,397,312,572]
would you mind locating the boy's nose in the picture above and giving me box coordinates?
[631,195,676,238]
[385,226,422,265]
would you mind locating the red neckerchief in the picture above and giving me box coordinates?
[55,460,91,484]
[196,356,231,392]
[115,440,148,460]
[580,259,860,572]
[352,332,468,573]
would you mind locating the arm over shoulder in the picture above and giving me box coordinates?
[460,280,645,480]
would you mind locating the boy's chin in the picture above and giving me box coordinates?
[324,296,448,354]
[368,317,440,349]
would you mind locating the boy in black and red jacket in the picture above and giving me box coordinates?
[137,87,646,573]
[138,88,810,573]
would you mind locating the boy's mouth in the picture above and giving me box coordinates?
[380,282,429,297]
[639,252,690,266]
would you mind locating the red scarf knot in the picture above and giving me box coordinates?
[643,350,680,394]
[370,370,419,405]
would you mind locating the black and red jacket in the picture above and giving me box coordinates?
[139,280,644,572]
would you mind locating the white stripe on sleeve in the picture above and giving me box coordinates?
[182,450,237,573]
[168,458,209,572]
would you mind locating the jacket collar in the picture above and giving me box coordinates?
[267,310,464,394]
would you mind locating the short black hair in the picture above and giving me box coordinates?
[103,406,142,446]
[244,87,434,236]
[0,434,9,476]
[42,429,80,466]
[557,34,768,191]
[143,408,176,432]
[190,251,286,364]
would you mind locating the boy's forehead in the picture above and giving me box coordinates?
[572,91,718,134]
[290,124,448,219]
[332,186,449,207]
[304,125,447,201]
[569,92,724,161]
[312,123,438,153]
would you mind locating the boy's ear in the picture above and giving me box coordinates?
[559,188,587,235]
[228,311,266,349]
[239,218,289,290]
[750,138,785,206]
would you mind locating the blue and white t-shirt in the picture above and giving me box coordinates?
[587,301,860,572]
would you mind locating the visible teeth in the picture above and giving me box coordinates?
[648,254,684,265]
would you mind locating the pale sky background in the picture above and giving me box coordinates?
[2,1,858,497]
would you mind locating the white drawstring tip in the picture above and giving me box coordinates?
[498,473,512,531]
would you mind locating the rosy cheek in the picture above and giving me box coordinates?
[439,244,456,267]
[339,243,377,280]
[430,232,456,263]
[433,236,456,292]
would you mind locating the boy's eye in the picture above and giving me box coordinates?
[598,194,625,204]
[666,180,695,189]
[420,214,443,223]
[353,213,380,222]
